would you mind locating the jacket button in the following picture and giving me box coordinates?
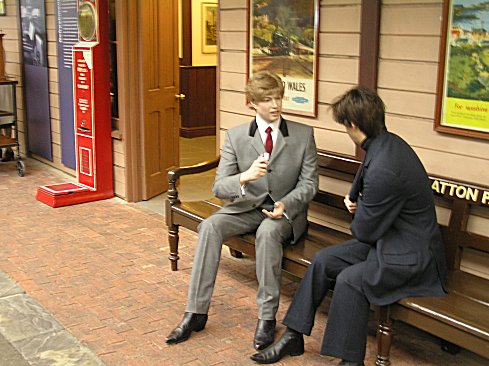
[269,190,272,194]
[267,169,272,173]
[252,204,256,208]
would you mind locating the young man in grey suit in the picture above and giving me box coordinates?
[166,71,318,350]
[250,87,448,365]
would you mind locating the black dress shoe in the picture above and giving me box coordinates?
[338,360,364,366]
[165,312,208,344]
[250,327,304,364]
[254,319,276,350]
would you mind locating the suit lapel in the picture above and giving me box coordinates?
[249,119,265,156]
[269,119,289,164]
[248,118,290,160]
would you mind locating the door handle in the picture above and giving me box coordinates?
[175,93,186,100]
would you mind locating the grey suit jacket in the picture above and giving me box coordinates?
[212,118,319,243]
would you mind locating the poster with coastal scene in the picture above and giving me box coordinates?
[249,0,319,116]
[437,0,489,139]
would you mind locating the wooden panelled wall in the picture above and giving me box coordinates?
[218,0,489,277]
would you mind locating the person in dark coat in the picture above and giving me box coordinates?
[250,86,448,366]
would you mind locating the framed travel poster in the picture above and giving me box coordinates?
[248,0,319,116]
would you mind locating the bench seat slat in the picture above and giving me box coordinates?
[396,296,489,340]
[172,202,352,270]
[391,300,489,359]
[178,201,219,217]
[396,273,489,341]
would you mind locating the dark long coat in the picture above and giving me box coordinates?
[351,131,448,305]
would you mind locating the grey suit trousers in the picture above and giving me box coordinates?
[186,210,292,320]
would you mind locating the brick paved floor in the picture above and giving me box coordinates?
[0,158,487,365]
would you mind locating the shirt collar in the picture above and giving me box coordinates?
[255,114,281,135]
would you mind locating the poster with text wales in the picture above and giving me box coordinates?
[249,0,319,116]
[440,0,489,135]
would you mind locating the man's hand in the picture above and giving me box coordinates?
[262,201,285,219]
[240,155,268,184]
[344,194,358,214]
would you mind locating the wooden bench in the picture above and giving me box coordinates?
[164,152,354,278]
[382,176,489,361]
[165,152,489,365]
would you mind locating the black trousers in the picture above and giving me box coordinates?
[283,239,372,362]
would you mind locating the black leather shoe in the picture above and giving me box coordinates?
[250,327,304,364]
[165,312,208,344]
[338,360,364,366]
[254,319,276,350]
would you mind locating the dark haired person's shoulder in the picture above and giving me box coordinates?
[376,132,421,167]
[389,132,415,150]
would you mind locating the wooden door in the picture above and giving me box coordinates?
[139,0,180,199]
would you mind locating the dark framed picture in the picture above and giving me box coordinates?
[202,2,217,54]
[248,0,319,117]
[435,0,489,140]
[19,0,48,67]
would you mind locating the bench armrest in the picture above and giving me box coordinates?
[167,157,220,204]
[168,157,220,182]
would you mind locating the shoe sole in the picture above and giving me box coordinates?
[289,349,304,357]
[250,346,304,364]
[194,321,206,332]
[166,321,207,345]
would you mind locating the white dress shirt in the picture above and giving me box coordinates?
[239,116,281,197]
[255,115,280,158]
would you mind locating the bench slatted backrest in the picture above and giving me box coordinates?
[431,177,489,271]
[316,151,358,210]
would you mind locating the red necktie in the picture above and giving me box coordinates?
[265,126,273,156]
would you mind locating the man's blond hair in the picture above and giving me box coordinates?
[246,71,284,102]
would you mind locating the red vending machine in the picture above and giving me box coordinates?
[37,0,113,207]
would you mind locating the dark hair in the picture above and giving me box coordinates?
[246,71,285,102]
[330,87,386,138]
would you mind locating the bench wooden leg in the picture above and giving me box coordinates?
[376,305,393,366]
[229,248,243,258]
[168,224,180,271]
